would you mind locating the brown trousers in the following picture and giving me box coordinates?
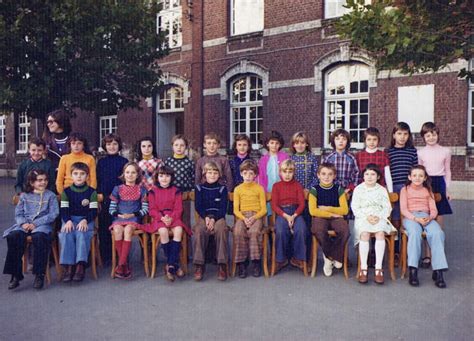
[233,212,263,263]
[311,217,349,263]
[192,218,228,265]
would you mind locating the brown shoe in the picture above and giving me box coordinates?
[72,263,85,282]
[165,265,175,282]
[358,269,368,284]
[176,267,185,278]
[194,265,204,281]
[217,264,227,281]
[290,258,304,270]
[62,265,74,283]
[374,269,384,284]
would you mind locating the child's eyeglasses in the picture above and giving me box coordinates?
[46,120,56,124]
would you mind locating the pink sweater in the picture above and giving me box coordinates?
[400,184,438,221]
[417,144,451,188]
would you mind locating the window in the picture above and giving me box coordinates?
[230,75,263,147]
[157,0,182,48]
[231,0,264,36]
[17,112,30,153]
[469,80,474,146]
[325,0,371,19]
[324,63,369,148]
[158,86,184,113]
[398,84,434,132]
[99,115,118,142]
[0,115,5,154]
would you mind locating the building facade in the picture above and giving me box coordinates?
[1,0,473,197]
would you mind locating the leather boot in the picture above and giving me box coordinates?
[8,276,20,290]
[33,274,45,289]
[237,262,247,279]
[409,266,419,287]
[432,270,446,288]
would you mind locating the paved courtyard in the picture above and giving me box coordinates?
[0,177,472,340]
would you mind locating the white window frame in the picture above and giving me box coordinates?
[230,0,264,36]
[230,75,263,149]
[324,63,370,149]
[325,0,371,19]
[99,115,118,143]
[17,112,30,154]
[0,114,6,155]
[157,0,182,49]
[469,80,474,146]
[158,86,184,113]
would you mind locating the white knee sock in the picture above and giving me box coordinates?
[375,239,385,269]
[359,241,369,270]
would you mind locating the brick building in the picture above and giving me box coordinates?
[1,1,473,198]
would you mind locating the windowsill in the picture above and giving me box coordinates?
[228,31,263,42]
[16,150,28,155]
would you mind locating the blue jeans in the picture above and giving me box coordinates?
[59,216,94,265]
[275,206,308,262]
[403,212,448,270]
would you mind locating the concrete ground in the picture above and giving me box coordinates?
[0,177,472,341]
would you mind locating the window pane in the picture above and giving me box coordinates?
[350,81,358,94]
[350,100,358,114]
[350,130,358,142]
[350,115,359,129]
[360,99,368,113]
[360,114,369,128]
[360,80,369,93]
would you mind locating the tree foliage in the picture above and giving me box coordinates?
[0,0,167,120]
[336,0,474,79]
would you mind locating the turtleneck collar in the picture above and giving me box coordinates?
[143,155,153,161]
[320,182,334,189]
[174,153,186,159]
[33,189,45,194]
[237,152,248,159]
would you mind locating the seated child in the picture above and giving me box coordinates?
[109,162,148,279]
[271,160,307,274]
[400,165,448,288]
[233,160,267,278]
[193,162,229,281]
[351,164,396,285]
[146,165,192,282]
[3,169,59,290]
[58,162,98,282]
[309,163,349,277]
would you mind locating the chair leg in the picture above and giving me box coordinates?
[91,235,98,280]
[45,252,51,285]
[302,260,308,277]
[181,234,188,274]
[151,234,157,278]
[111,234,116,278]
[142,234,149,278]
[22,242,29,274]
[311,236,318,277]
[401,233,407,279]
[270,231,276,276]
[96,237,103,268]
[356,247,360,280]
[231,233,236,277]
[263,232,269,278]
[51,240,61,281]
[343,240,349,279]
[388,235,396,281]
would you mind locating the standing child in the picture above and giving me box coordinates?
[400,165,448,288]
[229,134,252,188]
[96,133,128,265]
[233,160,267,278]
[192,162,229,281]
[146,165,192,281]
[351,164,396,284]
[58,162,98,282]
[195,132,233,191]
[3,170,59,290]
[271,160,307,274]
[309,163,349,277]
[109,162,148,279]
[323,129,359,194]
[164,134,195,192]
[290,131,318,191]
[136,137,162,192]
[355,127,392,190]
[15,137,55,194]
[56,132,97,195]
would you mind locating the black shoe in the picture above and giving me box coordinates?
[252,260,261,278]
[432,270,446,288]
[409,267,419,287]
[8,276,20,290]
[237,263,247,279]
[33,275,45,290]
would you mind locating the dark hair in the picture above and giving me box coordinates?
[101,133,123,152]
[155,164,175,183]
[171,134,188,148]
[68,132,90,154]
[239,159,259,175]
[390,122,414,148]
[232,134,252,154]
[290,131,311,154]
[136,136,157,160]
[420,122,440,142]
[264,130,284,151]
[362,163,381,178]
[119,162,142,184]
[71,162,90,175]
[47,109,72,135]
[405,165,433,196]
[317,162,336,175]
[28,137,46,149]
[24,169,48,193]
[363,127,380,142]
[329,129,351,150]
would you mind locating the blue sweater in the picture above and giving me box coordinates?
[195,182,228,220]
[387,146,418,186]
[60,184,98,223]
[96,154,129,196]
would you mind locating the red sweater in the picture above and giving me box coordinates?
[271,179,305,217]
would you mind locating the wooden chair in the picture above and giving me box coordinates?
[229,192,271,278]
[149,191,189,278]
[269,193,308,277]
[400,193,442,279]
[354,192,399,281]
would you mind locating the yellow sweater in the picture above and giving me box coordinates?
[233,182,267,220]
[308,184,348,219]
[56,151,97,194]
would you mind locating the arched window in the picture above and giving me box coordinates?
[324,63,369,148]
[158,86,184,113]
[230,75,263,147]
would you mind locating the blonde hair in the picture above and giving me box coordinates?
[203,132,221,144]
[202,161,221,176]
[280,159,295,172]
[290,131,311,153]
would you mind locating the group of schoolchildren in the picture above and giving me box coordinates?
[3,120,451,290]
